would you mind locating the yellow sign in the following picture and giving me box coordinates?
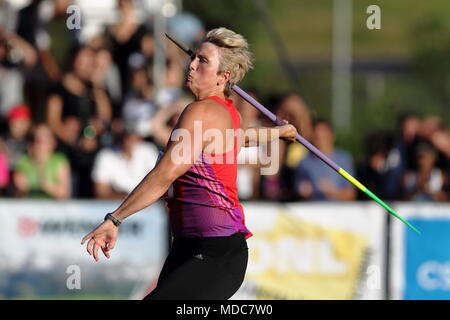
[245,211,369,299]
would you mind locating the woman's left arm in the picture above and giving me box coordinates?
[243,125,298,147]
[92,85,112,123]
[40,161,71,199]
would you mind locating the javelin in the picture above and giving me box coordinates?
[165,32,420,235]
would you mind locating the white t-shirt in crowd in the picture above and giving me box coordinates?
[92,142,160,193]
[236,145,263,200]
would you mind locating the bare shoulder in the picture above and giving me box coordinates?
[178,99,232,127]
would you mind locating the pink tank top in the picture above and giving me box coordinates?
[163,96,252,239]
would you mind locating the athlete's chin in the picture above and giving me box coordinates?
[185,81,195,94]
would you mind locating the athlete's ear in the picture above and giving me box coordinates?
[219,71,231,86]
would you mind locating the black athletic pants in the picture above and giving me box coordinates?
[143,232,248,300]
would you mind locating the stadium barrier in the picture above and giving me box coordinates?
[0,200,447,299]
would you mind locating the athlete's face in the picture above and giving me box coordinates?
[186,42,228,97]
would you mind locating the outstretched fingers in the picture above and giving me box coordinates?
[85,238,95,256]
[101,246,110,259]
[102,239,116,259]
[93,242,101,262]
[81,232,93,245]
[83,236,103,261]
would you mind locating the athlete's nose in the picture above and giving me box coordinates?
[189,55,198,71]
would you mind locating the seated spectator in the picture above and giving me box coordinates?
[420,116,442,143]
[47,45,112,145]
[154,56,185,108]
[295,119,356,201]
[429,125,450,176]
[258,93,313,201]
[401,142,449,201]
[88,35,122,117]
[46,45,112,198]
[276,93,313,201]
[234,91,264,200]
[430,126,450,159]
[13,124,71,199]
[122,55,157,137]
[140,33,185,109]
[393,113,421,172]
[356,130,403,201]
[3,104,32,170]
[150,96,190,148]
[91,125,159,199]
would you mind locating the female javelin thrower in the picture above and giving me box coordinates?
[81,27,298,299]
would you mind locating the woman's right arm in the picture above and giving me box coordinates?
[47,95,69,143]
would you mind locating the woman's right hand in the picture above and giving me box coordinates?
[81,220,119,262]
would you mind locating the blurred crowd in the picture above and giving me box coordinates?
[0,0,449,203]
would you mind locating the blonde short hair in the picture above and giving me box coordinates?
[202,27,254,96]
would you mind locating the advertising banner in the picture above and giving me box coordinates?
[0,200,168,299]
[390,203,450,300]
[233,202,386,300]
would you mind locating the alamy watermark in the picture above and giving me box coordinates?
[66,265,81,290]
[366,265,381,290]
[66,5,81,30]
[366,5,381,30]
[168,121,281,175]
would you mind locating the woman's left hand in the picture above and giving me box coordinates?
[279,121,298,142]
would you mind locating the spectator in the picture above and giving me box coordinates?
[401,142,448,201]
[40,0,80,83]
[0,28,38,119]
[88,35,122,116]
[46,45,113,198]
[277,94,313,200]
[393,113,421,171]
[14,0,54,121]
[420,116,442,142]
[105,0,149,102]
[234,91,263,200]
[259,93,313,201]
[150,96,190,148]
[3,104,32,170]
[91,125,159,199]
[47,45,112,145]
[356,130,403,200]
[154,53,185,108]
[13,124,71,199]
[15,0,48,50]
[0,142,8,194]
[295,119,356,201]
[122,55,157,137]
[429,125,450,177]
[430,126,450,159]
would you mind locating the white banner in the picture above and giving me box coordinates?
[0,200,168,299]
[233,202,386,300]
[0,200,388,300]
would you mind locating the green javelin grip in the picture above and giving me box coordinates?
[339,169,420,234]
[165,32,421,235]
